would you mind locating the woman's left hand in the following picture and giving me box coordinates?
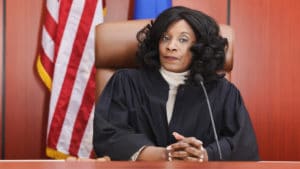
[166,132,208,162]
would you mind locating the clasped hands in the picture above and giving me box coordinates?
[166,132,208,162]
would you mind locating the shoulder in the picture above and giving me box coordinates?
[111,68,151,86]
[210,78,242,98]
[101,69,145,97]
[204,78,247,113]
[114,68,157,80]
[218,78,239,91]
[113,68,142,80]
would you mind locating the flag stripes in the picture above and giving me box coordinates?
[38,0,104,158]
[44,9,57,40]
[48,0,95,149]
[69,68,96,156]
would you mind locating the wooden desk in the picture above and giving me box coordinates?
[0,160,300,169]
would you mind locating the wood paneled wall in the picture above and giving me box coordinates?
[173,0,227,24]
[104,0,132,21]
[0,0,3,159]
[5,0,48,159]
[1,0,300,161]
[231,0,300,160]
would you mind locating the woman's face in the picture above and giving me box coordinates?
[159,19,196,73]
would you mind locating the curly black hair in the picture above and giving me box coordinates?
[136,6,228,84]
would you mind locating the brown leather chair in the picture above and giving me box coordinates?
[95,20,234,100]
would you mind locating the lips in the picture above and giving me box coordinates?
[163,56,179,61]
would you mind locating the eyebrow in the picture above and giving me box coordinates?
[180,32,192,37]
[163,31,193,37]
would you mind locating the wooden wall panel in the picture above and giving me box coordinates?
[5,0,48,159]
[0,0,3,159]
[104,0,132,21]
[173,0,228,24]
[231,0,300,160]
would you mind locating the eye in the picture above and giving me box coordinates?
[179,37,188,43]
[161,35,170,41]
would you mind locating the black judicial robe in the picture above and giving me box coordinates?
[93,68,259,161]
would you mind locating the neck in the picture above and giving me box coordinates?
[159,67,189,88]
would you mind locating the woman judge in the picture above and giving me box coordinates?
[93,6,259,161]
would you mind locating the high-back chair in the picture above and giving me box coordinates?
[95,20,234,100]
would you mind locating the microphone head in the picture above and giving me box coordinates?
[194,74,204,84]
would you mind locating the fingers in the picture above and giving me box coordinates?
[167,142,189,160]
[167,145,207,162]
[184,156,202,162]
[172,132,203,148]
[169,141,190,150]
[168,132,207,162]
[183,137,203,149]
[172,132,185,140]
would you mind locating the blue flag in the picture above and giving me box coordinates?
[134,0,172,19]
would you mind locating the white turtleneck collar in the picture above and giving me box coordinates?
[159,67,189,89]
[159,67,189,124]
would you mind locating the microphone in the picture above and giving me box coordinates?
[194,74,223,160]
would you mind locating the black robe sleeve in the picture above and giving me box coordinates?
[205,82,260,160]
[93,70,154,160]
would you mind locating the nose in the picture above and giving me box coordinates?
[166,39,177,51]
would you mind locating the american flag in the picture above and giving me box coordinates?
[36,0,104,159]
